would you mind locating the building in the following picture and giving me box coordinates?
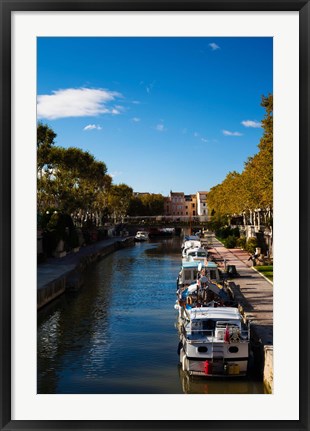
[184,194,197,217]
[170,192,185,216]
[196,191,208,217]
[164,196,172,215]
[163,191,201,218]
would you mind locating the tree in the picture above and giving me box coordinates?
[141,193,165,215]
[128,196,146,216]
[37,122,57,174]
[37,124,114,223]
[108,184,133,223]
[206,94,273,227]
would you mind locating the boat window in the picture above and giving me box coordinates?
[216,321,239,328]
[209,270,217,280]
[198,346,208,353]
[202,320,215,331]
[197,252,206,257]
[191,320,202,331]
[184,270,192,281]
[228,346,239,353]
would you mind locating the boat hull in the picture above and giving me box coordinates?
[180,345,249,377]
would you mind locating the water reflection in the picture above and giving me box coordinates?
[178,368,266,394]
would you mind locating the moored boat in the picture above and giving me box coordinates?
[181,236,201,256]
[134,231,149,241]
[183,246,208,262]
[178,306,250,377]
[177,260,221,287]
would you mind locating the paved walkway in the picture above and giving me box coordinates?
[204,234,273,347]
[37,236,127,290]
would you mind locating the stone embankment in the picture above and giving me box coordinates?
[37,236,134,310]
[203,234,273,393]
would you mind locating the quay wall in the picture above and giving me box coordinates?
[263,346,273,394]
[229,281,273,393]
[37,237,134,310]
[248,324,273,393]
[37,277,66,310]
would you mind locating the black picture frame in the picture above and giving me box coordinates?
[1,1,309,430]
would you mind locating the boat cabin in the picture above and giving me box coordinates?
[184,247,208,262]
[186,307,249,341]
[178,260,220,286]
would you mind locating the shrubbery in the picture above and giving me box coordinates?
[41,211,80,256]
[215,224,259,252]
[222,235,237,248]
[216,226,240,248]
[245,237,258,254]
[236,237,246,249]
[216,226,240,240]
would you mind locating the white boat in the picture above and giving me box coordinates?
[183,246,208,262]
[181,237,202,256]
[175,260,233,320]
[177,260,221,287]
[178,306,250,377]
[134,231,149,241]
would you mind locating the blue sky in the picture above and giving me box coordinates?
[37,37,273,196]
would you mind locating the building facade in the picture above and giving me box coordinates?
[170,192,185,216]
[184,194,197,217]
[163,191,207,219]
[196,191,208,217]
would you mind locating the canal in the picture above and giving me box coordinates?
[37,236,266,394]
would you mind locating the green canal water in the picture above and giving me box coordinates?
[37,237,266,394]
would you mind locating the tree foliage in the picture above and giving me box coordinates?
[108,184,133,222]
[37,123,123,224]
[128,194,165,216]
[206,94,273,223]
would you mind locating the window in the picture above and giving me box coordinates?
[210,270,217,279]
[184,270,192,281]
[228,346,239,353]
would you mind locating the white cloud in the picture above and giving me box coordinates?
[83,124,102,131]
[110,171,123,178]
[155,123,166,132]
[241,120,262,128]
[37,87,122,120]
[114,105,126,112]
[209,43,220,51]
[139,81,156,94]
[194,132,199,137]
[201,138,208,143]
[132,117,141,123]
[223,130,243,136]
